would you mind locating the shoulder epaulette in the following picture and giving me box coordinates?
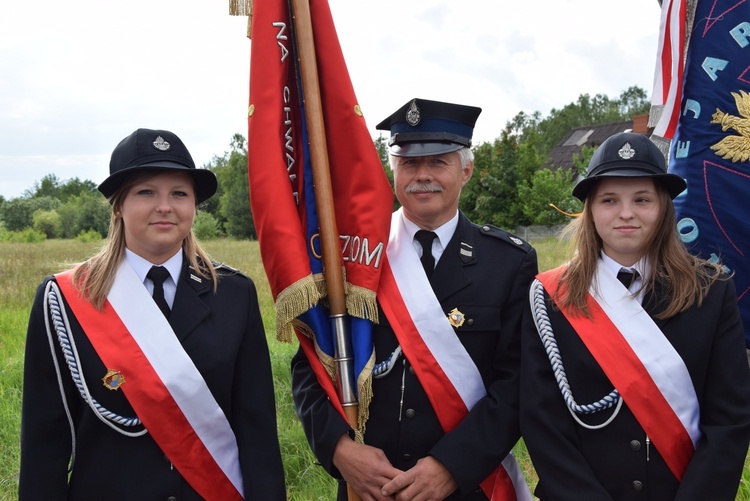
[213,261,244,277]
[477,224,533,252]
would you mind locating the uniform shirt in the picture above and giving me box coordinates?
[291,211,539,500]
[125,248,181,309]
[403,210,459,267]
[599,252,650,304]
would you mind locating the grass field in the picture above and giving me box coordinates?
[0,238,747,500]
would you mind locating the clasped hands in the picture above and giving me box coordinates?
[332,435,458,501]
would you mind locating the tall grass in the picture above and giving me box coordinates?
[0,239,747,500]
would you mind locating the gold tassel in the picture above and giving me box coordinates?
[549,203,582,218]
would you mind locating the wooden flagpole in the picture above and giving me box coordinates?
[290,0,362,499]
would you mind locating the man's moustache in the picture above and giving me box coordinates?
[405,183,443,194]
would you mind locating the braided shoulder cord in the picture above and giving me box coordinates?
[373,346,402,379]
[529,279,623,430]
[45,281,147,437]
[42,281,78,472]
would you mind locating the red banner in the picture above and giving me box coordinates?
[247,0,393,341]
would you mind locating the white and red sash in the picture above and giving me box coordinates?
[55,262,244,500]
[536,263,700,480]
[377,209,531,501]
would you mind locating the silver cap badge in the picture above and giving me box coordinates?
[153,136,171,151]
[617,142,636,160]
[406,99,421,126]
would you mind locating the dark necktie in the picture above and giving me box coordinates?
[414,230,437,278]
[147,266,171,318]
[616,268,639,290]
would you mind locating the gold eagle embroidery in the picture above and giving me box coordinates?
[710,89,750,163]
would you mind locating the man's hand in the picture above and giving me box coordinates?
[381,456,458,501]
[332,434,403,501]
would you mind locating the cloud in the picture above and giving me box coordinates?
[0,0,661,199]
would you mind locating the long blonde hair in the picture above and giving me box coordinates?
[556,180,724,319]
[72,171,217,309]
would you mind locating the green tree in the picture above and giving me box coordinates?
[193,211,220,240]
[518,169,582,226]
[0,196,60,231]
[461,138,509,227]
[198,159,223,225]
[616,85,651,118]
[24,174,62,199]
[25,174,98,202]
[215,134,255,239]
[32,209,61,238]
[59,178,98,201]
[57,192,110,238]
[461,123,544,229]
[375,134,399,211]
[464,85,650,228]
[574,145,596,176]
[511,85,652,159]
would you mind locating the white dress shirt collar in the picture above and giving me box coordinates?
[402,211,459,264]
[125,248,182,308]
[600,251,650,304]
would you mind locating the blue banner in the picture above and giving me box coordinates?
[670,0,750,346]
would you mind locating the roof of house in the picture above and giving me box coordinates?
[544,120,634,172]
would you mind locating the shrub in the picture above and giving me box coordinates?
[194,211,220,240]
[0,228,47,243]
[76,229,104,243]
[32,209,61,238]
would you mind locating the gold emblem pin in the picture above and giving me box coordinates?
[102,370,125,391]
[447,308,465,328]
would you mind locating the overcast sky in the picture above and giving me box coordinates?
[0,0,662,199]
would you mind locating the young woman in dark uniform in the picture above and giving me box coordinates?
[521,132,750,500]
[20,128,286,500]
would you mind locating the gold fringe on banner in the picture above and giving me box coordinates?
[292,319,337,379]
[313,272,328,299]
[309,269,380,323]
[274,275,321,343]
[228,0,253,16]
[228,0,253,38]
[354,354,374,439]
[292,318,374,438]
[277,268,379,435]
[345,284,380,324]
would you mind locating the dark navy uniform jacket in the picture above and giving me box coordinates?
[20,258,286,500]
[292,212,538,500]
[521,274,750,500]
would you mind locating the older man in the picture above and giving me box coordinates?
[292,98,537,500]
